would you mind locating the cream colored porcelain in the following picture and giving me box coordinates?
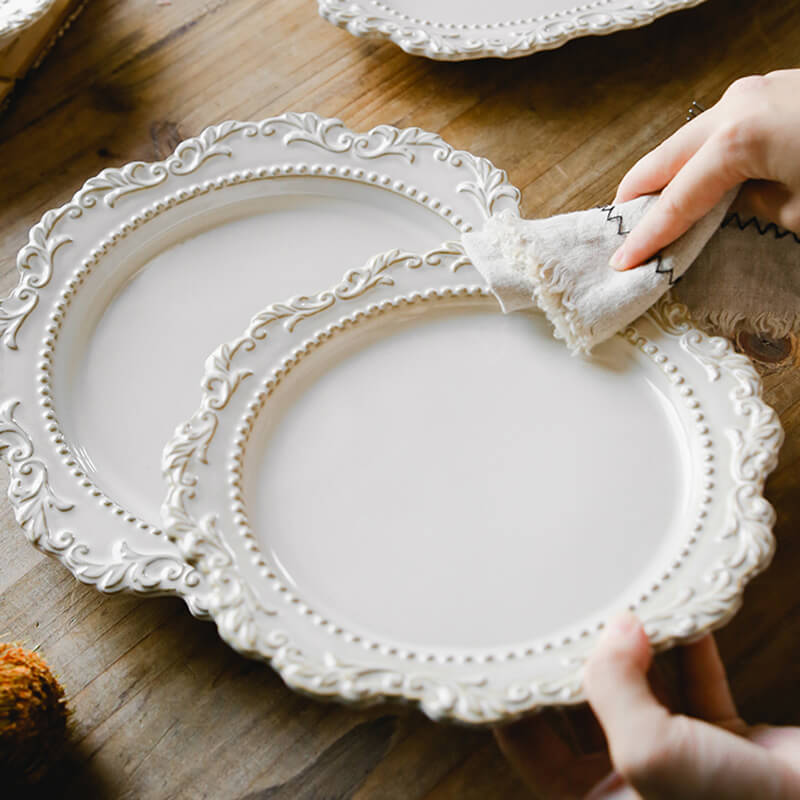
[162,245,782,724]
[0,114,518,615]
[318,0,708,61]
[0,0,55,43]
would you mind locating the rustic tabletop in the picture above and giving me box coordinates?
[1,0,799,797]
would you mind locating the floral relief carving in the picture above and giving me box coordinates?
[454,156,520,219]
[265,113,518,217]
[79,120,255,208]
[272,113,444,162]
[1,113,513,614]
[0,114,516,360]
[0,399,74,544]
[162,244,465,552]
[318,0,708,60]
[75,112,515,217]
[162,266,781,724]
[639,297,783,640]
[201,522,584,723]
[0,208,72,350]
[0,399,203,602]
[2,106,780,720]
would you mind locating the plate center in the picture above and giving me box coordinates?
[251,305,689,650]
[65,182,455,525]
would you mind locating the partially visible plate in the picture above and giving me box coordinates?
[0,0,55,44]
[318,0,708,60]
[0,113,518,615]
[162,244,781,724]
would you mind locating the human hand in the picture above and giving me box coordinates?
[610,69,800,270]
[495,613,800,799]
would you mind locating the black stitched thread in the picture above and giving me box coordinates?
[600,204,630,235]
[600,204,676,285]
[597,205,796,290]
[721,212,800,245]
[654,255,677,286]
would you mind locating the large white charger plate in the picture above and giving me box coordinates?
[0,113,518,616]
[318,0,708,61]
[162,244,782,724]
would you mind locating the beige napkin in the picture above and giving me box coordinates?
[462,191,799,354]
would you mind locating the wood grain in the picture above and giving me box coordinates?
[1,0,799,796]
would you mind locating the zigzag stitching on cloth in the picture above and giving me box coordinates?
[654,254,677,286]
[599,204,676,285]
[600,204,630,236]
[721,212,800,245]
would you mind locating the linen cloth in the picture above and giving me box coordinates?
[461,191,800,354]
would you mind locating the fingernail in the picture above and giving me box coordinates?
[607,612,640,638]
[614,611,638,629]
[609,245,627,270]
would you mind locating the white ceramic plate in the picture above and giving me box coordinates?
[162,245,782,724]
[318,0,708,61]
[0,113,518,615]
[0,0,55,44]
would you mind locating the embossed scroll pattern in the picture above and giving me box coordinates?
[162,255,782,723]
[0,114,517,605]
[318,0,708,61]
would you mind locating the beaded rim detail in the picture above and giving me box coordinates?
[0,113,519,612]
[161,245,782,724]
[318,0,709,61]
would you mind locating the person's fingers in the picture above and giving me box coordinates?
[737,181,800,233]
[680,635,740,725]
[586,619,800,799]
[615,113,717,203]
[611,132,747,269]
[494,712,612,799]
[584,613,667,736]
[747,723,800,762]
[584,613,680,792]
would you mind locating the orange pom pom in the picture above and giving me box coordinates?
[0,643,69,784]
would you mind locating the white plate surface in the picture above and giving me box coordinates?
[0,114,518,615]
[318,0,708,61]
[0,0,55,44]
[163,246,782,724]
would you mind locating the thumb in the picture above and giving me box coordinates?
[585,616,800,800]
[584,613,670,772]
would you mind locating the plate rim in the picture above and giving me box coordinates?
[161,244,783,724]
[0,0,56,44]
[0,112,520,611]
[317,0,710,61]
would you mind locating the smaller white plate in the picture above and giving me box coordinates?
[318,0,708,61]
[0,0,55,44]
[162,244,781,724]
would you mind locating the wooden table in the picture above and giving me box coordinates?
[1,0,798,796]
